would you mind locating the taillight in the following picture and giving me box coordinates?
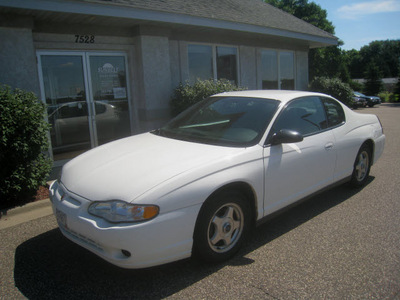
[377,116,384,134]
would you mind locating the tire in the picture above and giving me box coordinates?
[193,191,251,263]
[350,144,372,187]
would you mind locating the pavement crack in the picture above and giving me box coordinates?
[250,284,280,299]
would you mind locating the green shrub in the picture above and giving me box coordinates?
[389,93,399,102]
[309,77,354,107]
[378,91,391,103]
[0,85,52,205]
[349,80,363,92]
[171,79,246,116]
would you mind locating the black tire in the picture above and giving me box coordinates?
[193,191,251,263]
[350,144,372,188]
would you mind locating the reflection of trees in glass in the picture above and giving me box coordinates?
[217,47,237,84]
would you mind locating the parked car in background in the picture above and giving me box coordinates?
[353,92,367,108]
[364,95,381,107]
[354,92,381,107]
[50,90,385,269]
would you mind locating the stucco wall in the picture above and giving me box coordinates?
[0,27,40,95]
[136,35,172,130]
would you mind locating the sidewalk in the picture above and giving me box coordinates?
[0,198,53,230]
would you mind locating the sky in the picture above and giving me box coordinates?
[310,0,400,50]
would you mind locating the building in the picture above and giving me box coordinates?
[353,78,399,93]
[0,0,337,165]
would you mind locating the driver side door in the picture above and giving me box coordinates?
[263,96,337,216]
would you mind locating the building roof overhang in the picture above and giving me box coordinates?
[0,0,338,48]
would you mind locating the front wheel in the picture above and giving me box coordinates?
[193,191,251,263]
[350,145,372,187]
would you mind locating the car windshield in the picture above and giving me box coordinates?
[153,96,280,147]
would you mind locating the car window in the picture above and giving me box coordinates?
[321,97,345,128]
[95,102,107,115]
[271,96,327,136]
[156,96,280,147]
[59,102,88,119]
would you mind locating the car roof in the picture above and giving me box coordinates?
[212,90,330,104]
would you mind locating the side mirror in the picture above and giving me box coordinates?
[270,129,303,145]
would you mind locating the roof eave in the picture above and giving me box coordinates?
[0,0,338,48]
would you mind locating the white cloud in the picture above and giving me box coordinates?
[337,0,400,19]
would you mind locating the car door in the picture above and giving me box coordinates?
[262,96,337,216]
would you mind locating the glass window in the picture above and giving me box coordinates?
[272,97,327,136]
[216,46,238,84]
[322,97,345,127]
[188,44,238,85]
[280,52,295,90]
[261,50,278,89]
[188,44,213,83]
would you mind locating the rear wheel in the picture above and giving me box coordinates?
[350,144,372,187]
[193,191,251,262]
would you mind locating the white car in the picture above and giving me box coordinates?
[50,90,385,269]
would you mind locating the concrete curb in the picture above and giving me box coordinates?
[0,198,53,230]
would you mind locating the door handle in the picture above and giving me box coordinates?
[325,142,334,150]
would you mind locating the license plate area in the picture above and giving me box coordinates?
[56,208,68,229]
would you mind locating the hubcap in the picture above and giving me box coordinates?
[207,203,244,253]
[355,150,369,182]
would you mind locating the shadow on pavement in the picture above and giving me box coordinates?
[14,179,373,299]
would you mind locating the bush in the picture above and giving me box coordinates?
[0,85,52,205]
[348,80,363,92]
[171,79,246,116]
[309,77,354,107]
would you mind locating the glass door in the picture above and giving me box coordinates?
[39,54,92,160]
[88,55,131,146]
[38,52,132,161]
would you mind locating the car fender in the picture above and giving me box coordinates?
[136,145,265,222]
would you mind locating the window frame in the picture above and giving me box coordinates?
[187,43,240,85]
[265,96,347,146]
[320,97,346,129]
[259,49,296,90]
[265,96,336,146]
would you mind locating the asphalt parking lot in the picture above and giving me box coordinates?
[1,103,399,299]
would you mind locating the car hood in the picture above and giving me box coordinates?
[61,133,243,202]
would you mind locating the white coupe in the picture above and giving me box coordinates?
[50,90,385,269]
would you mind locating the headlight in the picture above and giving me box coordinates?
[88,200,159,223]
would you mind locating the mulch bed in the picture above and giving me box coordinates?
[34,185,50,201]
[0,185,50,211]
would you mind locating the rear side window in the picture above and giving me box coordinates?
[322,98,345,128]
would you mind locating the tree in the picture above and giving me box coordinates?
[344,49,364,79]
[264,0,334,34]
[345,40,400,79]
[264,0,344,81]
[363,62,383,96]
[359,40,400,78]
[394,59,400,99]
[395,78,400,99]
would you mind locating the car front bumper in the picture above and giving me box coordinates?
[50,180,200,269]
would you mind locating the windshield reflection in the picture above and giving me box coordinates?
[154,96,280,147]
